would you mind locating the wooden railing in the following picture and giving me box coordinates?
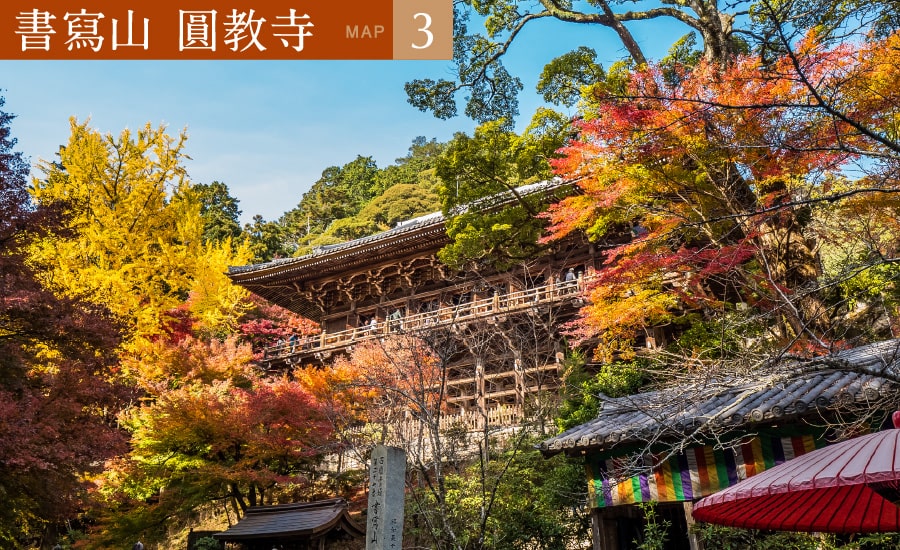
[342,404,525,440]
[263,276,587,361]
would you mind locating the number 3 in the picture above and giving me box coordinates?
[412,12,433,49]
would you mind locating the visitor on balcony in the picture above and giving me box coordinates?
[388,309,403,331]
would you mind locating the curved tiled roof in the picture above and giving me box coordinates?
[226,178,577,316]
[539,339,900,456]
[228,211,446,277]
[213,498,363,542]
[227,178,573,279]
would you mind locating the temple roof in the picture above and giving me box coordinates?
[227,178,573,311]
[539,339,900,457]
[213,498,364,542]
[227,208,447,308]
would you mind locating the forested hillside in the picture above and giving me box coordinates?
[242,137,445,262]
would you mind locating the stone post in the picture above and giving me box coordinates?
[366,445,406,550]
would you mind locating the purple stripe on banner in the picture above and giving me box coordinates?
[600,462,613,506]
[640,474,650,501]
[678,453,693,500]
[723,447,738,486]
[772,436,786,465]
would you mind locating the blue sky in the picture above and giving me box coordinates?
[1,14,685,224]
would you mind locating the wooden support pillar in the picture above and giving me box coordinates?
[683,501,704,550]
[475,357,486,415]
[590,508,619,550]
[513,355,525,407]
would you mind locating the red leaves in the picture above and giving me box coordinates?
[238,294,320,351]
[543,33,900,355]
[0,98,131,526]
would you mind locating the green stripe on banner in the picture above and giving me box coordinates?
[631,475,643,502]
[670,455,685,501]
[713,447,730,492]
[761,436,775,470]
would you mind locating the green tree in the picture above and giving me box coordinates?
[279,155,379,251]
[281,139,447,254]
[411,442,590,550]
[194,180,242,244]
[243,214,289,262]
[435,110,570,270]
[405,0,746,123]
[372,136,446,196]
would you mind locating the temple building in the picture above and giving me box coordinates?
[227,180,613,428]
[539,339,900,549]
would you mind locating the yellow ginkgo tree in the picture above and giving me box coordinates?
[29,118,251,357]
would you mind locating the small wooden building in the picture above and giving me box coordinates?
[539,340,900,550]
[213,498,364,550]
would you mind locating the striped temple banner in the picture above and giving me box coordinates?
[587,434,825,508]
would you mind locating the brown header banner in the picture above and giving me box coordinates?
[0,0,452,59]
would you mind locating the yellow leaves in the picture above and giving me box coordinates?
[583,285,678,362]
[28,118,251,354]
[187,239,253,337]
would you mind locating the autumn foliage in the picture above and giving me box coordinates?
[0,99,134,545]
[299,335,444,434]
[543,31,900,358]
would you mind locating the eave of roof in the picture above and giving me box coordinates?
[227,178,574,284]
[228,211,446,283]
[213,498,363,542]
[539,339,900,457]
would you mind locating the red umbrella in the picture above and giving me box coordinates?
[693,419,900,533]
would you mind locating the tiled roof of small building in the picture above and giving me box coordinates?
[539,339,900,456]
[213,498,363,542]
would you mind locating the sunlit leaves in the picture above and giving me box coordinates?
[436,115,569,269]
[0,98,130,545]
[545,31,900,356]
[29,119,251,351]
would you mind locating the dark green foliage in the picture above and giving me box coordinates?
[407,438,590,550]
[280,155,380,248]
[537,47,606,108]
[194,181,242,244]
[405,9,522,125]
[556,353,645,432]
[280,138,445,255]
[193,536,224,550]
[659,34,703,87]
[243,214,288,262]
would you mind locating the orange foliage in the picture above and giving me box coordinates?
[544,31,900,356]
[297,335,445,430]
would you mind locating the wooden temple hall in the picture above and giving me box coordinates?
[226,181,617,426]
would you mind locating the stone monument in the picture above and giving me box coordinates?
[366,445,406,550]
